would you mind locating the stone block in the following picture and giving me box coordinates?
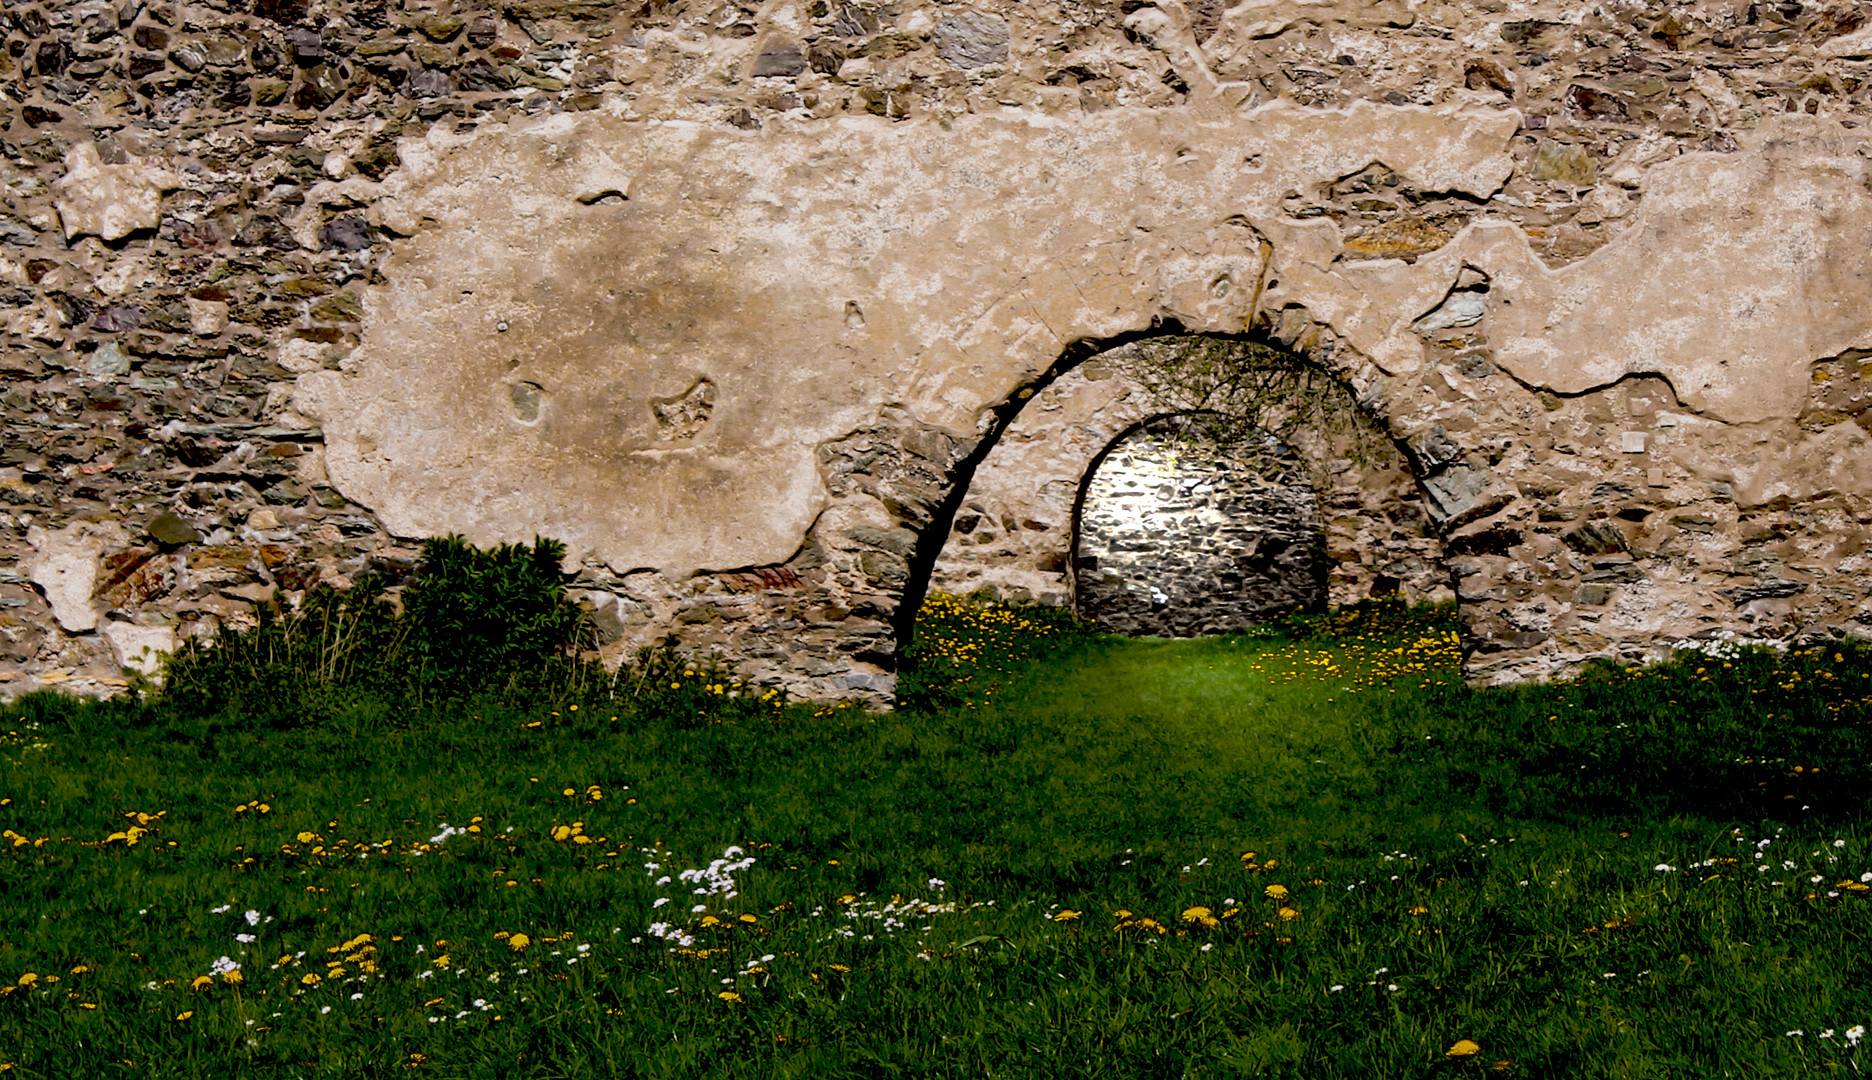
[52,143,177,242]
[100,620,175,679]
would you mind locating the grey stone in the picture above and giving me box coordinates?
[752,45,806,78]
[170,42,207,72]
[859,549,909,586]
[1422,462,1492,520]
[1564,520,1628,556]
[1727,581,1807,603]
[1531,140,1596,185]
[843,526,918,557]
[1412,425,1463,468]
[408,68,453,99]
[935,12,1008,69]
[0,218,38,246]
[286,28,324,65]
[87,341,129,375]
[1411,289,1487,334]
[296,64,350,110]
[901,426,955,464]
[832,5,880,37]
[92,304,143,332]
[320,216,373,252]
[1583,562,1643,583]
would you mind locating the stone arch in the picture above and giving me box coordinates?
[910,328,1451,652]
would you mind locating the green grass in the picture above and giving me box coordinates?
[1,597,1870,1078]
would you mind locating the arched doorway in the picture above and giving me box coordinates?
[916,332,1450,646]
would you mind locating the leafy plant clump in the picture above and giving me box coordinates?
[158,535,599,727]
[396,535,592,700]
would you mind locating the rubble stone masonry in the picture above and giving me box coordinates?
[1,0,1871,702]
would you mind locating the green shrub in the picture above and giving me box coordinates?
[159,535,596,727]
[397,535,593,701]
[158,574,407,728]
[151,535,792,732]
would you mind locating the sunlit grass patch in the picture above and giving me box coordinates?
[1224,599,1464,697]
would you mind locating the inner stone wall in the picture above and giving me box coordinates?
[1,0,1871,703]
[1076,419,1326,637]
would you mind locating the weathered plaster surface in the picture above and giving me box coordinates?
[298,99,1515,574]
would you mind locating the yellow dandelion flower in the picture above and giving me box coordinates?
[1447,1039,1481,1058]
[174,1011,193,1021]
[508,933,531,951]
[1264,884,1290,902]
[1276,907,1299,922]
[1052,909,1081,922]
[189,976,214,992]
[718,990,743,1003]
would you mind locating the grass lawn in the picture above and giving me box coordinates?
[1,597,1869,1078]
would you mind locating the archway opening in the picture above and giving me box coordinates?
[904,331,1449,653]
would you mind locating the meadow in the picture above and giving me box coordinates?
[2,567,1871,1077]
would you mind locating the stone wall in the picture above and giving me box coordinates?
[2,0,1871,702]
[1076,418,1327,636]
